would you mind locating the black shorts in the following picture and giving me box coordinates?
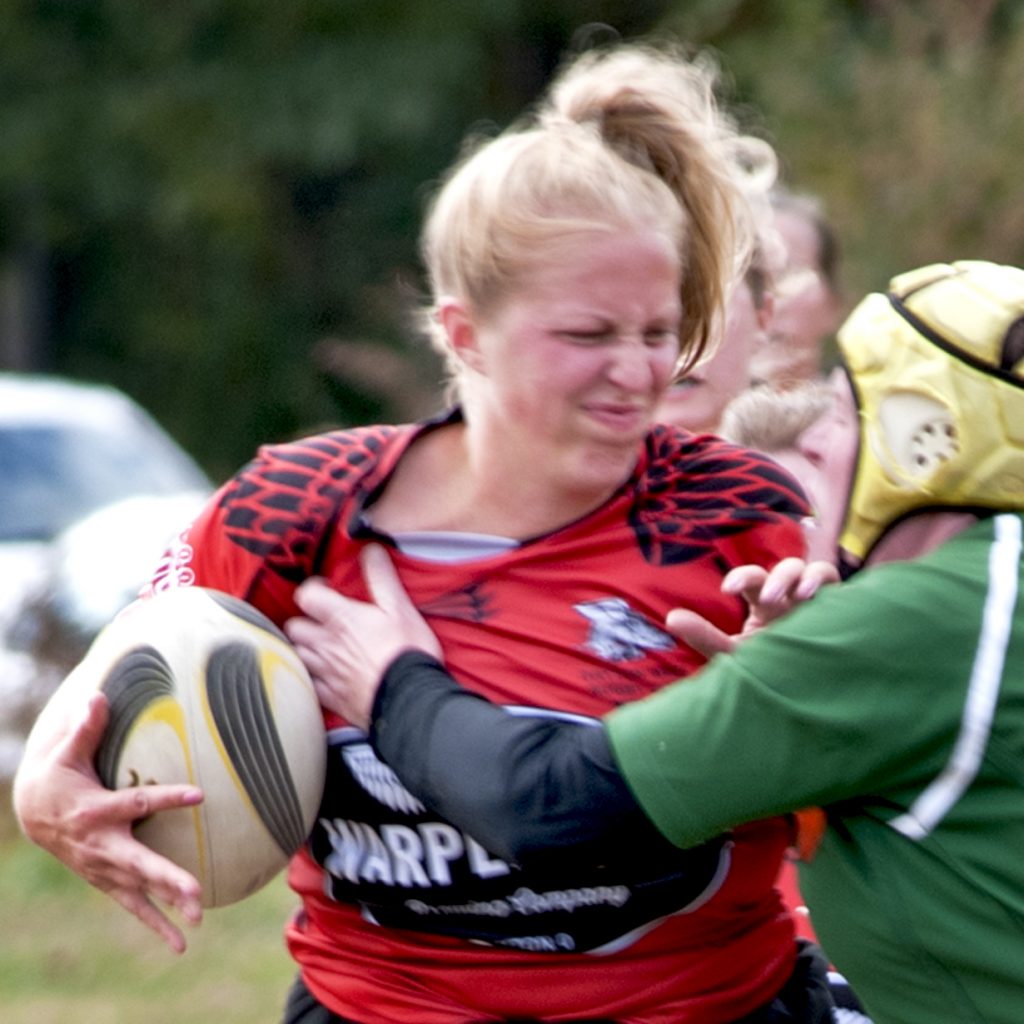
[281,940,837,1024]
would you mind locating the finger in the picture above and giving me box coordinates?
[292,576,332,621]
[116,866,203,927]
[293,577,352,623]
[313,678,365,728]
[131,839,204,906]
[294,645,330,681]
[150,871,204,926]
[73,829,200,905]
[103,833,204,918]
[360,544,407,614]
[110,887,193,954]
[720,564,769,600]
[757,558,809,604]
[312,678,341,715]
[361,545,445,660]
[794,560,841,600]
[120,782,204,820]
[283,616,322,648]
[83,783,203,830]
[665,608,736,660]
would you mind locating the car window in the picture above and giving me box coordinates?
[0,423,209,542]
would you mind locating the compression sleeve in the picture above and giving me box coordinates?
[369,650,682,871]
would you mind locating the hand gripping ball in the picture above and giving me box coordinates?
[80,587,326,907]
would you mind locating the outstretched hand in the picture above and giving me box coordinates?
[666,557,839,659]
[13,689,204,953]
[287,544,443,730]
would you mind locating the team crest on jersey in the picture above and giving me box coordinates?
[575,598,675,661]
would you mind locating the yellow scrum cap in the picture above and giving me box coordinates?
[838,260,1024,564]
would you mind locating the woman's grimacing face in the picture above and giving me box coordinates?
[797,368,860,562]
[457,227,682,492]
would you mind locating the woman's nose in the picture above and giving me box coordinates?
[607,337,657,389]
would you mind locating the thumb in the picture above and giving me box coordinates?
[62,691,109,772]
[360,543,410,614]
[665,608,736,661]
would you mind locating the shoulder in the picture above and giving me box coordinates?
[848,515,1020,622]
[208,424,408,579]
[640,424,809,517]
[221,424,407,514]
[621,426,808,567]
[240,424,405,488]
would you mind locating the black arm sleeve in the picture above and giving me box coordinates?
[369,650,684,873]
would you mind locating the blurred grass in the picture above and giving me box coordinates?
[0,784,300,1023]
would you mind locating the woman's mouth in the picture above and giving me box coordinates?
[585,403,648,431]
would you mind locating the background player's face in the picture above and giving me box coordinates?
[751,208,840,387]
[797,369,859,564]
[657,278,769,433]
[465,227,682,492]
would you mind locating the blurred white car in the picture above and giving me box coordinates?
[0,373,212,776]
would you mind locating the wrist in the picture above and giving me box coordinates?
[369,649,447,746]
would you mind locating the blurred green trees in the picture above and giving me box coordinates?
[1,0,1022,478]
[674,0,1024,304]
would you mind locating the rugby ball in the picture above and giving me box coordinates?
[77,587,326,907]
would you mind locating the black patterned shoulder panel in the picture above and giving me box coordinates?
[217,425,400,582]
[632,426,810,566]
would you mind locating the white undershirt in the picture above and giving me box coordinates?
[389,530,520,563]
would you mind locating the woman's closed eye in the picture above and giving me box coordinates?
[644,327,680,347]
[556,326,678,346]
[557,327,616,344]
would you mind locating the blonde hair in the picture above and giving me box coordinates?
[719,380,832,451]
[420,43,777,393]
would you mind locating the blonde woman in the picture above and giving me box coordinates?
[15,43,821,1024]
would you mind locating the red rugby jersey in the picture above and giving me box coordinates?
[149,413,809,1024]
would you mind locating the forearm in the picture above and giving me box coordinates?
[369,651,680,871]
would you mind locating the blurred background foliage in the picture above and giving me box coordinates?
[2,0,1023,480]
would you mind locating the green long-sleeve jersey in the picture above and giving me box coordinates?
[609,512,1024,1024]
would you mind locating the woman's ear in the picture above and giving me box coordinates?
[437,297,486,373]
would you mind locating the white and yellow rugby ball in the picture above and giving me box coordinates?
[79,587,326,907]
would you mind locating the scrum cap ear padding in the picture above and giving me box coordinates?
[837,260,1024,564]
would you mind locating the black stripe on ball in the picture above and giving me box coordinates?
[205,642,306,857]
[206,590,289,644]
[95,646,176,789]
